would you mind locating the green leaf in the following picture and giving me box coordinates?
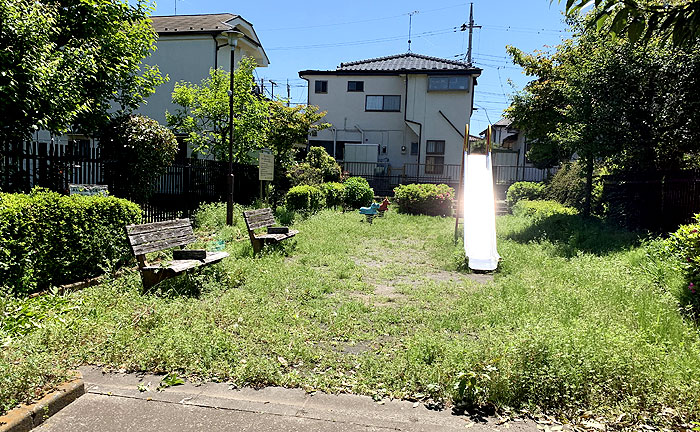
[159,372,185,389]
[627,20,645,42]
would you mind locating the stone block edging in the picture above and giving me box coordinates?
[0,372,84,432]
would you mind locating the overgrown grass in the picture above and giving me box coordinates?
[1,208,699,429]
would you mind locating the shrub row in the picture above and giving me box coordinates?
[512,199,578,220]
[0,188,141,295]
[506,181,546,207]
[285,177,374,212]
[393,183,454,217]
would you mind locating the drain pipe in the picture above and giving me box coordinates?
[331,127,337,159]
[354,124,365,143]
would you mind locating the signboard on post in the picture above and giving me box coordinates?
[258,151,274,181]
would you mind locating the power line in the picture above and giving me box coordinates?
[257,3,468,32]
[267,26,460,51]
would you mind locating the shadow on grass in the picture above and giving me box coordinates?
[507,213,641,257]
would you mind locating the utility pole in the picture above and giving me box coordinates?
[270,81,276,99]
[466,3,481,66]
[286,79,291,106]
[260,79,265,97]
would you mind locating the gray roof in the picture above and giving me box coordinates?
[150,13,238,34]
[492,118,513,127]
[338,53,471,72]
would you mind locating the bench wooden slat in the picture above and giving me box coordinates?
[245,209,274,220]
[255,230,299,242]
[247,219,277,230]
[126,219,191,236]
[243,208,272,217]
[128,226,195,247]
[246,213,275,223]
[131,234,198,256]
[142,251,229,274]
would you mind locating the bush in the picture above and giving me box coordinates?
[320,182,345,208]
[342,177,374,209]
[393,183,454,216]
[546,161,603,213]
[100,114,178,201]
[306,146,341,182]
[0,188,141,295]
[669,214,700,303]
[506,181,545,208]
[287,163,323,187]
[286,185,325,212]
[512,199,578,220]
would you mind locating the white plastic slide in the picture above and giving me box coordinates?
[463,152,500,271]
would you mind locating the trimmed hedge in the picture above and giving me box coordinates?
[0,188,141,295]
[285,185,325,212]
[512,199,578,220]
[506,181,545,208]
[320,182,345,208]
[393,183,454,216]
[669,214,700,301]
[342,177,374,209]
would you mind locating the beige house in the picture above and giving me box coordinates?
[143,13,270,126]
[29,13,269,158]
[300,53,481,181]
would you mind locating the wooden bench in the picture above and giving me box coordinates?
[243,208,299,255]
[126,219,229,290]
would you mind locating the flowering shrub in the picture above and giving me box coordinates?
[506,181,545,208]
[393,183,454,216]
[285,185,324,212]
[669,214,700,299]
[342,177,374,209]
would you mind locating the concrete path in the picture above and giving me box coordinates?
[36,366,539,432]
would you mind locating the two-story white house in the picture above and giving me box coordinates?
[144,13,269,126]
[299,53,481,183]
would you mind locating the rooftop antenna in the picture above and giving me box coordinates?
[407,10,419,52]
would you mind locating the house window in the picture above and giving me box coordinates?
[315,80,328,93]
[365,95,401,112]
[425,140,445,174]
[410,142,419,156]
[428,76,469,91]
[347,81,364,92]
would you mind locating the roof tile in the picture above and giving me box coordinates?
[150,13,238,33]
[338,53,472,72]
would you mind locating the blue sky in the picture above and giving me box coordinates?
[142,0,572,135]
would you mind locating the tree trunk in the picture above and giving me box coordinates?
[583,156,594,217]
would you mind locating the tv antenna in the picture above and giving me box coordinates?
[407,10,419,52]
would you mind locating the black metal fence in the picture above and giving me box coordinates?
[342,162,556,196]
[1,140,260,223]
[602,171,700,232]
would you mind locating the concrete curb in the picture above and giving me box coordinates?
[0,372,85,432]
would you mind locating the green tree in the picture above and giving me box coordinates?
[0,0,165,143]
[507,16,700,215]
[167,58,269,163]
[560,0,700,46]
[267,102,329,168]
[100,115,178,201]
[167,58,329,166]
